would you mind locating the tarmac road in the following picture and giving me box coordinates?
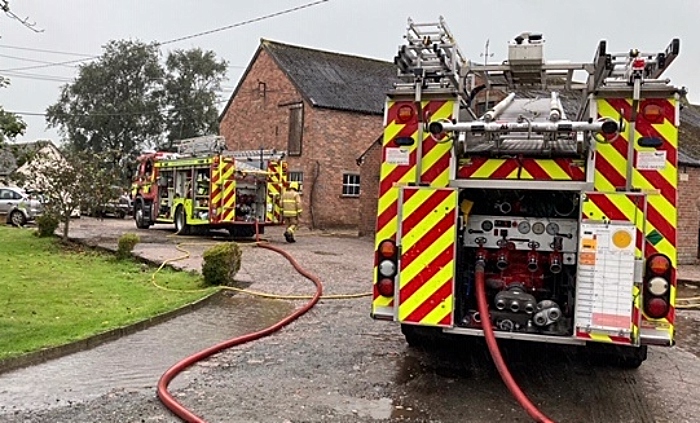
[1,217,699,423]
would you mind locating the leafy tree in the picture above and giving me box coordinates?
[0,78,27,144]
[20,149,122,241]
[163,48,228,148]
[46,40,165,162]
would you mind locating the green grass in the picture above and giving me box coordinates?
[0,226,215,360]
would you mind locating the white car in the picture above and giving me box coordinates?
[0,186,44,226]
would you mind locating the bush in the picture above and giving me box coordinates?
[36,214,59,238]
[202,242,242,286]
[117,233,140,260]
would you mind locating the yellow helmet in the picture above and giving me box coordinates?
[289,181,299,190]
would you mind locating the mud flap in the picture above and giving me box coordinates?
[396,186,458,327]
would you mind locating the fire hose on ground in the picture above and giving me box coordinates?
[474,260,556,423]
[157,242,324,423]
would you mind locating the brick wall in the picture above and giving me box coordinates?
[219,48,383,230]
[677,166,700,264]
[358,140,382,237]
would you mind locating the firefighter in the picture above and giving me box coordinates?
[281,182,302,243]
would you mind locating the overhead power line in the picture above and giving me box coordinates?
[0,43,95,57]
[0,0,331,73]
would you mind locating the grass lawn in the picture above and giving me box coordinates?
[0,225,215,360]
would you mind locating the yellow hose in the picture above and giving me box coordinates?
[149,236,371,300]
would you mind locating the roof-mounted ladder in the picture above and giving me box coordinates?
[393,16,469,101]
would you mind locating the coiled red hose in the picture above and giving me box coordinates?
[474,262,555,423]
[157,243,323,423]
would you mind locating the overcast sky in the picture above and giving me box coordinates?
[1,0,698,142]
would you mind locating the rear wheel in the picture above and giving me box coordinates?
[587,344,647,369]
[174,206,190,235]
[134,200,150,229]
[9,210,26,227]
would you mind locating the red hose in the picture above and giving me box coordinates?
[474,263,555,423]
[157,242,323,423]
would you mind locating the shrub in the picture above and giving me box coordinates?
[36,214,59,238]
[117,233,140,260]
[202,242,242,286]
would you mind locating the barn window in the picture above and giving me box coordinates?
[288,171,304,194]
[288,104,303,156]
[342,173,360,197]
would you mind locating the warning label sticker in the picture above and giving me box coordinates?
[385,147,411,165]
[637,151,667,170]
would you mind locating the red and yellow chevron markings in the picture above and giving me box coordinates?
[372,99,457,314]
[266,161,282,223]
[457,157,585,180]
[214,160,236,222]
[594,96,678,339]
[397,187,457,326]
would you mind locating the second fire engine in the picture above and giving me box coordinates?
[131,136,288,237]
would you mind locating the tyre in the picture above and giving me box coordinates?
[9,210,27,227]
[616,345,647,369]
[134,200,150,229]
[174,206,190,235]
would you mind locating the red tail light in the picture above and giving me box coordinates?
[632,58,646,70]
[377,278,395,297]
[645,298,670,319]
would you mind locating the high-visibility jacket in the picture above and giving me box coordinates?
[281,190,302,217]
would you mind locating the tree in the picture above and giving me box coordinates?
[0,78,27,144]
[46,40,165,163]
[163,48,228,148]
[21,149,121,241]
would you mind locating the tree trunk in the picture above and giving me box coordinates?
[62,216,70,241]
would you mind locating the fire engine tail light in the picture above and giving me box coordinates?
[397,104,416,124]
[376,239,398,297]
[648,254,670,275]
[377,278,395,297]
[643,254,672,320]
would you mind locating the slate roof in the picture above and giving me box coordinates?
[221,40,400,119]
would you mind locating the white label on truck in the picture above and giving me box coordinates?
[385,147,410,165]
[637,151,666,170]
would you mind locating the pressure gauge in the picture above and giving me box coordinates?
[481,220,493,231]
[532,222,545,235]
[517,221,531,234]
[546,222,560,236]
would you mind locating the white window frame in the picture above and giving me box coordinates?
[288,171,304,194]
[342,173,360,197]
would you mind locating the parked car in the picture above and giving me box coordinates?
[82,186,132,219]
[0,186,44,226]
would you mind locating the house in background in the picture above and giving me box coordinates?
[0,140,62,186]
[219,39,398,230]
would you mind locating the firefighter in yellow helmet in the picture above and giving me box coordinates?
[281,181,302,243]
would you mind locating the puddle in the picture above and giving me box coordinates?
[0,294,293,413]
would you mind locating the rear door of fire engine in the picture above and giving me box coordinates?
[396,186,458,327]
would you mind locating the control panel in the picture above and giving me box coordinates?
[464,215,579,253]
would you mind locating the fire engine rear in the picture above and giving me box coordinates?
[372,17,682,368]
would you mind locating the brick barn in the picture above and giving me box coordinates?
[219,40,398,230]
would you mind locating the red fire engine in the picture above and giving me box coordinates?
[372,17,682,368]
